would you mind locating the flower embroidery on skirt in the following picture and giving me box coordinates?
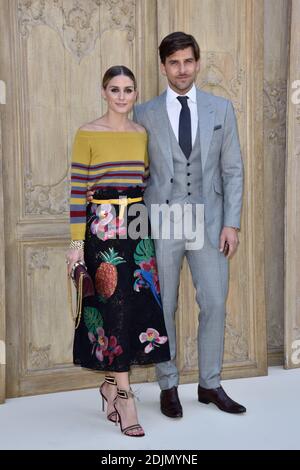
[139,328,168,353]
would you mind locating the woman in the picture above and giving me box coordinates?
[66,66,170,437]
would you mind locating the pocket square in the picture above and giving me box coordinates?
[214,125,222,131]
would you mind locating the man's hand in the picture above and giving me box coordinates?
[87,186,95,203]
[219,227,239,259]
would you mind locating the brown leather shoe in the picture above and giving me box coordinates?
[198,385,246,414]
[160,386,183,418]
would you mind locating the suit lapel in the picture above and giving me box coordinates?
[197,89,215,173]
[148,89,215,174]
[148,91,174,174]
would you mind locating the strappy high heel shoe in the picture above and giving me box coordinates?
[114,388,145,437]
[99,375,117,423]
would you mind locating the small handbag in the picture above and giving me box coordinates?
[68,261,95,329]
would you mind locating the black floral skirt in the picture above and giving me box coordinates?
[73,187,170,372]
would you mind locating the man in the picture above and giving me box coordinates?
[135,31,245,418]
[89,32,246,417]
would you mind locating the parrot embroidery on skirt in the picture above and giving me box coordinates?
[133,238,162,308]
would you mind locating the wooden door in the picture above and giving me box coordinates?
[0,0,268,398]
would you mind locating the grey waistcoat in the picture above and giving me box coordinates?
[168,122,203,205]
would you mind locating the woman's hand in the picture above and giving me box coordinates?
[87,186,95,203]
[66,248,84,277]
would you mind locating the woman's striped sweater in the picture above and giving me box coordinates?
[70,130,149,240]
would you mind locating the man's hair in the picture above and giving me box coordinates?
[159,32,200,64]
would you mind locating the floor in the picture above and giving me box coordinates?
[0,366,299,450]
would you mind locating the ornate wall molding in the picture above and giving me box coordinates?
[268,322,284,350]
[29,343,51,370]
[27,247,50,275]
[182,320,249,369]
[25,170,69,215]
[224,319,248,362]
[199,52,245,114]
[18,0,135,62]
[264,79,287,147]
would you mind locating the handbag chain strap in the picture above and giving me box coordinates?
[67,270,84,330]
[70,260,86,281]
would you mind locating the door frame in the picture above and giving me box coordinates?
[284,0,300,369]
[0,99,6,404]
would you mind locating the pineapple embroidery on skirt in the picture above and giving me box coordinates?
[96,248,126,301]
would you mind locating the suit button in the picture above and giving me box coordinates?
[187,173,191,176]
[170,178,173,183]
[187,182,191,186]
[187,163,190,167]
[188,192,191,196]
[166,199,169,204]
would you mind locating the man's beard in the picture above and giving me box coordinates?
[171,77,194,92]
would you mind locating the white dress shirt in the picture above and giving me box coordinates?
[166,84,198,146]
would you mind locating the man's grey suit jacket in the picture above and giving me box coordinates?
[134,88,244,248]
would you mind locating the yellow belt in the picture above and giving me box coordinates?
[91,197,143,219]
